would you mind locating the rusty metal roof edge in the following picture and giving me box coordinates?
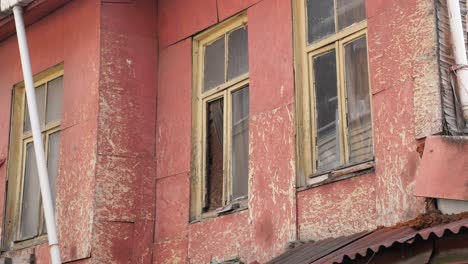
[317,218,468,264]
[267,231,371,264]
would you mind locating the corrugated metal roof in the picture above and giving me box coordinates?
[268,218,468,264]
[268,231,370,264]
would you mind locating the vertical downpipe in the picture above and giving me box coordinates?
[12,5,62,264]
[447,0,468,121]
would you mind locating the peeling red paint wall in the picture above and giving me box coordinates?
[155,0,435,262]
[0,0,100,262]
[0,0,443,262]
[94,0,158,263]
[367,0,431,227]
[297,0,432,242]
[155,0,297,262]
[0,0,158,263]
[248,0,296,260]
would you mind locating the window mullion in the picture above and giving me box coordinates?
[337,40,350,164]
[309,53,318,174]
[201,98,208,211]
[223,89,230,206]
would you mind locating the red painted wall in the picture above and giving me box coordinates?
[155,0,432,262]
[0,0,438,262]
[0,0,158,263]
[94,0,158,263]
[0,0,100,262]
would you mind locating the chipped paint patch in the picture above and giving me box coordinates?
[188,211,251,263]
[298,173,378,241]
[249,104,297,262]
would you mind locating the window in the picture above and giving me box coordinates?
[293,0,373,187]
[3,65,63,249]
[191,14,249,220]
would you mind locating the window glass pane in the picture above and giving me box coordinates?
[227,27,249,80]
[337,0,366,30]
[204,37,225,91]
[313,50,340,172]
[24,84,46,132]
[46,76,63,124]
[47,132,60,210]
[204,98,224,211]
[231,87,249,200]
[307,0,335,44]
[19,142,41,240]
[344,36,373,163]
[41,131,61,235]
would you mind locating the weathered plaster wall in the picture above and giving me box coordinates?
[94,0,158,263]
[247,0,296,260]
[155,0,437,262]
[0,0,441,262]
[155,0,295,263]
[0,0,158,263]
[0,0,100,262]
[297,0,433,241]
[367,0,429,226]
[297,174,378,241]
[370,0,441,139]
[154,38,192,263]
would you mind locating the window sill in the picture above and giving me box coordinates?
[297,161,374,192]
[190,197,248,224]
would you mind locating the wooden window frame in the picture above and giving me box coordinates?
[293,0,374,188]
[3,64,63,250]
[190,13,249,222]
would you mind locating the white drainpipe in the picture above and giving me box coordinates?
[1,1,61,263]
[447,0,468,121]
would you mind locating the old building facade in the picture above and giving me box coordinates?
[0,0,466,263]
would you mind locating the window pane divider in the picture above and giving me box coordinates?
[224,89,231,206]
[337,39,348,164]
[21,121,61,140]
[200,73,249,99]
[304,21,367,53]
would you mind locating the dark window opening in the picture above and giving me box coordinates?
[204,98,224,212]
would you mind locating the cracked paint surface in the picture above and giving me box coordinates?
[367,0,441,138]
[249,104,296,262]
[93,1,158,263]
[188,211,251,263]
[0,1,100,262]
[367,0,431,227]
[0,0,444,263]
[298,0,433,241]
[298,173,378,241]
